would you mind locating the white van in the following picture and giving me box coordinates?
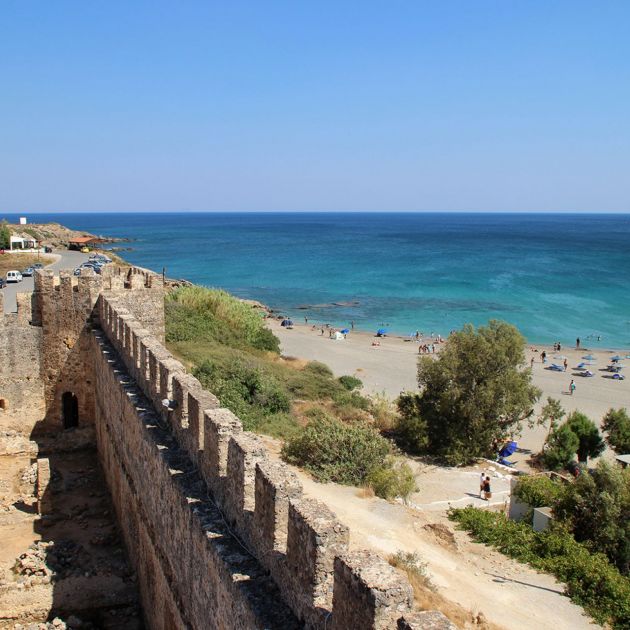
[6,270,23,283]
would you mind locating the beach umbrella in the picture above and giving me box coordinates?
[610,355,622,362]
[281,319,293,327]
[376,328,388,336]
[582,354,595,360]
[340,328,350,334]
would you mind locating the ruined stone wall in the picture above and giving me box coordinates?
[0,291,44,432]
[32,266,164,433]
[1,265,453,629]
[94,293,448,630]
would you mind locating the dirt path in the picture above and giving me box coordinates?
[262,437,599,630]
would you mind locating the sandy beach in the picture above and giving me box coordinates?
[269,319,630,463]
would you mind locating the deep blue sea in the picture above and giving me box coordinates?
[6,212,630,348]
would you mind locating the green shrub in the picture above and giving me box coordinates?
[281,415,392,485]
[450,507,630,628]
[331,388,371,411]
[304,361,334,378]
[367,460,416,500]
[166,286,279,352]
[513,475,563,509]
[338,375,363,391]
[193,358,290,431]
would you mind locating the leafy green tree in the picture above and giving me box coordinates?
[0,221,10,250]
[602,408,630,455]
[553,461,630,575]
[566,411,606,463]
[395,392,429,453]
[533,397,565,439]
[543,424,579,471]
[401,320,540,464]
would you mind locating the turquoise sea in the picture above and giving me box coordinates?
[6,212,630,348]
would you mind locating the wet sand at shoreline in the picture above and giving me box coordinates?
[268,319,630,462]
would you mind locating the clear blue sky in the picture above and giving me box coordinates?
[1,1,628,212]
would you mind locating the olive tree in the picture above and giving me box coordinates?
[397,320,540,465]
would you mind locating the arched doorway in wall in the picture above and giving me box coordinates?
[62,392,79,429]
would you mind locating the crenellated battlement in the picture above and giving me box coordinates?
[1,264,454,629]
[95,292,454,629]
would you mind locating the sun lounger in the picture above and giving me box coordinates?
[548,364,564,371]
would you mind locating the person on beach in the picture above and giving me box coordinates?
[563,358,568,371]
[351,320,355,330]
[569,379,576,395]
[576,337,580,349]
[483,476,492,501]
[530,357,535,369]
[304,317,308,324]
[541,350,546,363]
[479,471,486,498]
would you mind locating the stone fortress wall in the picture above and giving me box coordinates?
[0,265,454,630]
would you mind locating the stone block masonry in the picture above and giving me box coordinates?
[0,265,455,629]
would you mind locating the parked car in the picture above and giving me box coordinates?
[22,267,34,277]
[6,270,23,283]
[0,278,6,288]
[33,263,44,269]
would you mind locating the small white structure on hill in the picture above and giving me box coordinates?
[10,235,38,250]
[19,217,27,225]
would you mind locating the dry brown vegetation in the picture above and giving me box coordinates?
[0,254,55,278]
[389,551,502,630]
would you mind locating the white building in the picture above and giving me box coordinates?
[10,235,39,250]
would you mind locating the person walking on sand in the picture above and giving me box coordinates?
[530,357,535,369]
[479,471,486,498]
[563,358,568,371]
[570,379,576,396]
[541,350,546,363]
